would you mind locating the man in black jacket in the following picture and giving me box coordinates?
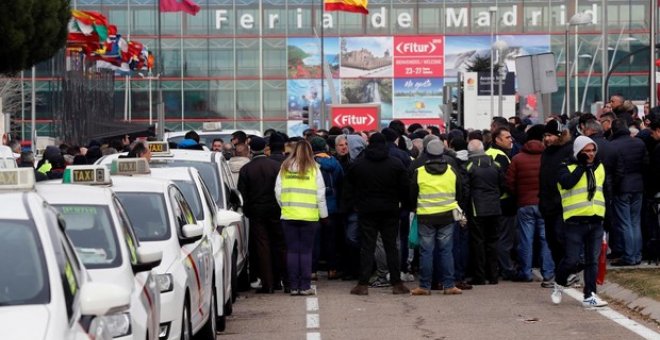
[238,136,287,293]
[466,140,505,285]
[344,133,411,296]
[538,120,573,270]
[609,119,646,266]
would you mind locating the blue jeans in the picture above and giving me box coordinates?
[345,212,360,248]
[613,192,643,264]
[418,223,455,289]
[556,221,603,299]
[516,206,555,280]
[453,222,469,281]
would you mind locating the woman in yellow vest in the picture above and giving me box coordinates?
[275,140,328,296]
[551,136,608,308]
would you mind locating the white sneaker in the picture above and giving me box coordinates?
[250,278,262,289]
[551,283,564,305]
[582,292,608,308]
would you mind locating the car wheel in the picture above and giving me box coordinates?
[181,297,192,340]
[231,250,238,303]
[197,283,219,338]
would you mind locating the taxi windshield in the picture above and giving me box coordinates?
[0,220,50,306]
[115,192,171,242]
[173,180,203,221]
[54,205,122,269]
[149,160,222,205]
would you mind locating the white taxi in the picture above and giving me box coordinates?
[108,159,217,340]
[36,165,163,340]
[97,144,248,295]
[149,166,233,331]
[0,168,130,340]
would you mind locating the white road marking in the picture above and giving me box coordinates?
[306,314,320,329]
[307,332,321,340]
[306,285,321,339]
[307,297,319,312]
[563,288,660,340]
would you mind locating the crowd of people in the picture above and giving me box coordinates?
[6,94,660,306]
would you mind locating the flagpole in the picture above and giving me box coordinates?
[320,1,325,130]
[157,0,165,139]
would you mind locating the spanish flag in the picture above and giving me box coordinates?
[324,0,368,14]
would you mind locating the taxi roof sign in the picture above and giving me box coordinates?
[110,158,151,175]
[146,141,171,156]
[0,168,35,190]
[62,165,111,185]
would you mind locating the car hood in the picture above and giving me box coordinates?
[0,305,49,339]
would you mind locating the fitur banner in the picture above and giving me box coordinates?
[280,14,551,130]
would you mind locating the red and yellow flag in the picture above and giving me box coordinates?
[324,0,368,14]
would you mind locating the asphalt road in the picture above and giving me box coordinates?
[220,278,658,340]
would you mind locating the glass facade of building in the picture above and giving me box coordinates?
[24,0,654,135]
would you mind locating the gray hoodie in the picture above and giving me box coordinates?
[346,135,367,160]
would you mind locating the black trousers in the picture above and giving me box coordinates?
[358,213,401,286]
[542,213,565,269]
[250,217,287,289]
[470,215,500,282]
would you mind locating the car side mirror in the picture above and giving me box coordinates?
[132,248,162,273]
[181,223,203,244]
[215,210,241,233]
[80,282,130,316]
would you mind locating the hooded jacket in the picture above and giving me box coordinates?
[506,140,544,207]
[314,152,344,214]
[609,124,646,194]
[410,157,464,226]
[466,152,505,217]
[343,142,410,215]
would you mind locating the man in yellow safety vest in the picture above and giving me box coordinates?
[551,135,609,308]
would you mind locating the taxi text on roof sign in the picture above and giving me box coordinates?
[110,158,151,175]
[62,166,111,185]
[147,141,171,156]
[0,168,35,190]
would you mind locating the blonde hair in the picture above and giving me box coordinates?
[282,140,316,175]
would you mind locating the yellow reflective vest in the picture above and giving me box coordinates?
[280,168,320,221]
[485,147,510,199]
[557,163,606,221]
[416,166,458,215]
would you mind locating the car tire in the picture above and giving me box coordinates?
[231,250,238,303]
[197,282,219,338]
[181,296,192,340]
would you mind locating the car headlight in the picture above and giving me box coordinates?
[102,312,131,338]
[156,273,173,293]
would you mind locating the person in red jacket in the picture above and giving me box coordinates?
[506,124,556,287]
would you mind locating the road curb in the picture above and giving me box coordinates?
[599,280,660,326]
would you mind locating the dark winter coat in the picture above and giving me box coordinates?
[466,153,505,217]
[237,155,282,219]
[268,151,287,164]
[538,141,573,217]
[507,140,544,207]
[343,143,410,215]
[609,126,647,194]
[388,143,412,169]
[487,144,516,216]
[314,153,344,214]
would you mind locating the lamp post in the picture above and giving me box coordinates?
[139,72,161,126]
[492,39,508,118]
[565,12,592,116]
[489,6,497,121]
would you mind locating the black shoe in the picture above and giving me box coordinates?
[283,286,291,294]
[487,280,499,285]
[255,287,274,294]
[610,259,634,267]
[468,279,486,286]
[512,276,533,282]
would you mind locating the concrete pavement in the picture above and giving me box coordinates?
[221,278,657,339]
